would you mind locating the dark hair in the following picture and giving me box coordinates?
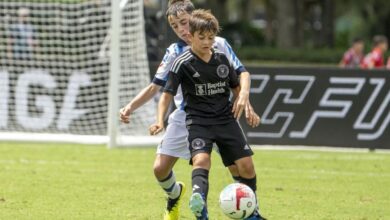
[189,9,220,35]
[352,37,363,44]
[168,0,184,6]
[373,35,388,46]
[166,0,195,18]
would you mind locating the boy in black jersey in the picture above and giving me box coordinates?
[150,9,264,220]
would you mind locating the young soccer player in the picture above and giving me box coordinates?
[150,9,265,220]
[361,35,388,69]
[119,1,261,219]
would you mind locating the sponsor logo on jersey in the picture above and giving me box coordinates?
[195,82,226,96]
[217,64,229,78]
[195,84,207,95]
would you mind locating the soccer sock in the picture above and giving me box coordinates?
[240,175,261,213]
[158,171,181,199]
[232,175,241,183]
[239,175,257,192]
[192,168,209,200]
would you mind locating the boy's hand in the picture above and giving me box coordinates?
[119,107,131,124]
[232,91,249,119]
[245,103,261,128]
[149,122,164,135]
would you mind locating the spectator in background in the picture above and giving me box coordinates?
[7,7,38,60]
[361,35,388,69]
[339,38,364,68]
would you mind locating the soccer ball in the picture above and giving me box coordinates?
[219,183,256,219]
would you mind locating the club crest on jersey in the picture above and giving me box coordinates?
[191,138,206,149]
[217,64,229,78]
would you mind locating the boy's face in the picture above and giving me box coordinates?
[190,31,216,55]
[380,42,388,51]
[353,42,364,53]
[168,12,191,44]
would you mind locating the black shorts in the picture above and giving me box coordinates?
[187,120,254,166]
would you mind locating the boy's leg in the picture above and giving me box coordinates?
[215,121,266,219]
[155,117,191,220]
[227,165,241,182]
[154,154,186,220]
[188,124,214,220]
[235,157,267,220]
[190,153,211,220]
[154,154,180,196]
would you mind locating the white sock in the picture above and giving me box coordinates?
[158,171,181,199]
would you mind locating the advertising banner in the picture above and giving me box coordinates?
[243,67,390,149]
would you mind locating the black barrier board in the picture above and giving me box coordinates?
[242,67,390,149]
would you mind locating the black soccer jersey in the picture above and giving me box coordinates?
[164,49,239,125]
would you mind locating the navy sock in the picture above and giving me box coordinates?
[239,175,257,193]
[192,168,209,200]
[232,175,241,182]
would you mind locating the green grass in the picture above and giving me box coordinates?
[0,142,389,220]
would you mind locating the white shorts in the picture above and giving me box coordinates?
[156,109,191,160]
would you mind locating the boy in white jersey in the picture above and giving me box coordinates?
[119,1,260,219]
[150,9,265,220]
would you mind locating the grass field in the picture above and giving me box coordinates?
[0,142,389,220]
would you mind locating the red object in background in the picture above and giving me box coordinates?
[361,48,385,69]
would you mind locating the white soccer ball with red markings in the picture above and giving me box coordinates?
[219,183,256,219]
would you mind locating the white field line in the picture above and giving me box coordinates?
[252,145,390,154]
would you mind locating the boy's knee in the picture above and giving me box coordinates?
[236,157,256,177]
[192,153,211,169]
[153,163,170,180]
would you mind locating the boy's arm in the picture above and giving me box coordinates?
[149,58,182,135]
[120,44,177,124]
[231,85,260,127]
[119,83,161,124]
[231,86,240,100]
[149,92,173,135]
[232,71,250,119]
[228,67,260,127]
[218,39,252,120]
[238,72,261,127]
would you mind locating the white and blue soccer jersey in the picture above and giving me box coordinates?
[152,37,246,114]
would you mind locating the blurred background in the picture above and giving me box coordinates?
[0,0,388,147]
[144,0,390,65]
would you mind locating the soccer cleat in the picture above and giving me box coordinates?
[163,182,186,220]
[189,193,208,220]
[196,206,208,220]
[244,209,267,220]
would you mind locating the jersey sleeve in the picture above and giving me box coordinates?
[216,37,247,74]
[163,70,182,96]
[152,44,178,86]
[228,63,239,88]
